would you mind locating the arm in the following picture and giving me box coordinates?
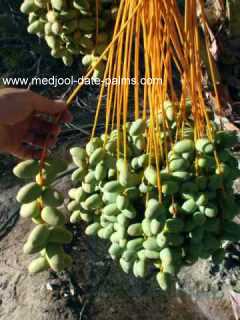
[0,88,72,159]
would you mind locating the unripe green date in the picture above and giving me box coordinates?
[109,243,122,259]
[13,160,39,179]
[129,119,146,136]
[116,195,129,211]
[150,218,164,235]
[89,148,105,167]
[103,181,123,193]
[51,0,66,11]
[145,199,166,219]
[169,158,188,172]
[119,258,132,274]
[85,222,101,236]
[41,206,65,226]
[195,138,214,154]
[28,20,45,34]
[127,238,144,251]
[181,199,197,215]
[133,259,146,278]
[46,244,66,272]
[84,194,103,210]
[95,162,107,181]
[20,201,41,219]
[27,224,50,249]
[17,182,42,204]
[28,257,49,274]
[42,188,64,207]
[142,219,152,237]
[143,237,159,251]
[127,223,142,237]
[102,203,120,216]
[98,224,114,239]
[173,139,194,154]
[70,210,82,224]
[144,166,157,186]
[144,249,159,260]
[20,0,38,14]
[156,272,173,291]
[49,226,73,244]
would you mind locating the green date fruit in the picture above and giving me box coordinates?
[46,243,66,272]
[103,181,123,193]
[41,206,65,226]
[20,0,38,14]
[28,257,49,274]
[70,210,82,224]
[51,0,66,11]
[133,259,146,278]
[173,139,194,154]
[42,188,64,207]
[48,226,73,244]
[127,223,142,237]
[13,160,39,179]
[156,272,173,291]
[20,201,41,218]
[144,166,157,186]
[27,224,50,250]
[145,199,166,219]
[195,138,214,154]
[28,20,45,34]
[89,148,105,167]
[129,119,146,136]
[84,194,103,210]
[85,222,101,236]
[17,182,42,204]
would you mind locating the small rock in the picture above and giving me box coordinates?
[226,278,232,286]
[69,285,75,296]
[46,283,53,291]
[109,307,115,313]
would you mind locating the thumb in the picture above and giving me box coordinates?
[28,91,67,115]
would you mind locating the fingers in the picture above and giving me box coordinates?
[60,110,73,123]
[23,132,58,148]
[27,111,71,145]
[13,145,43,160]
[13,128,57,159]
[25,116,62,148]
[27,90,68,115]
[31,117,61,136]
[0,88,72,126]
[0,88,72,161]
[30,109,72,134]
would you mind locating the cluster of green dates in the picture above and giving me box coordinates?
[13,157,73,274]
[68,113,240,291]
[20,0,116,70]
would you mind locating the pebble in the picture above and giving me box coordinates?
[70,285,75,296]
[46,283,53,291]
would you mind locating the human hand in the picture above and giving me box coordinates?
[0,88,72,159]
